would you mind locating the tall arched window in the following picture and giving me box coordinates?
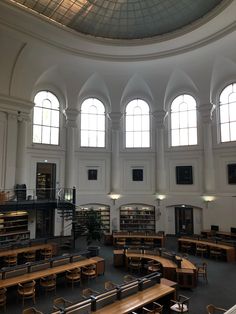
[171,94,197,146]
[125,99,150,148]
[33,91,60,145]
[219,83,236,142]
[80,98,105,147]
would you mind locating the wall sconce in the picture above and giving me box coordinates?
[109,193,120,205]
[156,194,166,206]
[202,195,215,208]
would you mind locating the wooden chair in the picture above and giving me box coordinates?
[81,288,99,299]
[147,261,161,273]
[53,297,73,311]
[4,253,17,267]
[65,267,81,289]
[104,281,117,291]
[196,244,208,258]
[82,264,96,280]
[123,274,136,283]
[209,247,222,260]
[170,294,190,313]
[0,288,7,313]
[40,248,52,260]
[196,262,208,283]
[24,251,36,263]
[128,256,142,273]
[116,238,126,248]
[39,274,57,295]
[180,243,192,254]
[142,302,163,313]
[206,304,227,313]
[22,307,43,314]
[17,280,36,307]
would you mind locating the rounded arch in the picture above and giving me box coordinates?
[78,73,111,113]
[121,74,154,114]
[164,69,199,112]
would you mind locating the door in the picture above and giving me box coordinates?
[175,207,193,236]
[36,163,56,200]
[36,208,54,238]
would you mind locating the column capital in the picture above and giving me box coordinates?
[63,108,79,127]
[107,112,123,130]
[153,109,167,129]
[198,103,215,123]
[17,112,30,122]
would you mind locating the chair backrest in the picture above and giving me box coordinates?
[18,280,36,294]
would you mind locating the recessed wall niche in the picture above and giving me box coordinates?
[132,169,143,181]
[176,166,193,185]
[227,164,236,184]
[88,169,97,180]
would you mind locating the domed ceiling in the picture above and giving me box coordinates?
[8,0,224,40]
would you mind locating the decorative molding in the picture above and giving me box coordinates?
[152,110,167,129]
[0,94,34,114]
[198,103,215,123]
[107,112,123,130]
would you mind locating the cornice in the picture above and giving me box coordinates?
[0,0,235,62]
[0,94,34,114]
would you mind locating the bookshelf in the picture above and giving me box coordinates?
[120,204,155,232]
[0,211,29,243]
[76,204,110,233]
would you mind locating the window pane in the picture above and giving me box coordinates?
[220,104,229,123]
[221,123,230,142]
[133,115,142,131]
[81,130,88,146]
[229,102,236,121]
[81,113,89,129]
[142,131,150,147]
[180,128,188,145]
[179,102,188,112]
[126,116,133,131]
[42,108,51,126]
[97,131,105,147]
[142,115,150,131]
[126,132,133,148]
[51,110,59,127]
[34,107,42,125]
[171,129,179,146]
[42,98,52,109]
[97,115,105,131]
[51,128,59,145]
[180,111,188,128]
[89,114,97,130]
[42,126,50,144]
[171,112,178,129]
[33,125,41,143]
[188,128,197,145]
[188,110,197,127]
[89,131,97,147]
[220,85,232,104]
[230,122,236,141]
[134,132,141,147]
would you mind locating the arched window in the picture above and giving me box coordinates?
[219,83,236,142]
[171,94,197,146]
[125,99,150,148]
[80,98,105,147]
[33,91,60,145]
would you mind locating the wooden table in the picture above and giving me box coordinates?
[0,243,53,258]
[201,230,236,240]
[0,258,98,289]
[113,234,165,247]
[178,238,236,262]
[114,250,197,288]
[94,284,175,314]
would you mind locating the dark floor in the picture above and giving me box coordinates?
[4,236,236,314]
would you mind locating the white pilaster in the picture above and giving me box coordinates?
[199,103,215,193]
[108,112,122,193]
[153,109,167,193]
[15,113,29,184]
[63,108,78,188]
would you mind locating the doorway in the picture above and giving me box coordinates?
[36,163,56,200]
[36,208,54,238]
[175,206,193,236]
